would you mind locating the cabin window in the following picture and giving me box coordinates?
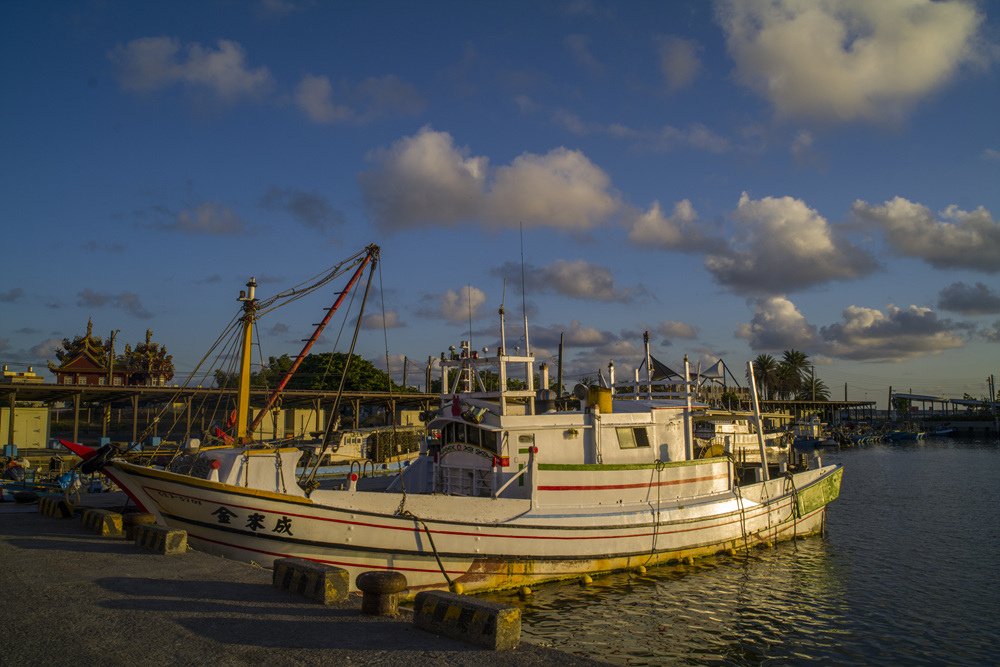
[616,427,650,449]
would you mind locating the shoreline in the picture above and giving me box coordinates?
[0,493,603,666]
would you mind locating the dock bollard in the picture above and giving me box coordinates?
[80,509,125,538]
[133,524,187,555]
[356,571,408,616]
[272,558,350,604]
[122,512,157,540]
[38,495,74,519]
[413,590,521,651]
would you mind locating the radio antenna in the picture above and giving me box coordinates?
[519,222,530,355]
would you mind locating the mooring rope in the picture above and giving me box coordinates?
[728,453,751,554]
[397,509,453,588]
[643,460,666,567]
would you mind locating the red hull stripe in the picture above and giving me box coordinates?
[182,505,825,577]
[538,472,728,491]
[141,480,794,543]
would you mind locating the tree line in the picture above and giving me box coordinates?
[749,350,830,401]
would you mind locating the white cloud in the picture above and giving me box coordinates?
[295,74,424,124]
[493,260,639,302]
[361,310,404,329]
[0,288,24,303]
[359,128,487,230]
[736,296,966,361]
[530,320,614,348]
[657,36,702,91]
[167,202,247,235]
[109,37,273,101]
[937,281,1000,315]
[820,304,965,361]
[716,0,984,122]
[360,128,618,231]
[30,338,63,360]
[627,199,716,252]
[485,148,618,230]
[538,260,631,301]
[706,192,877,294]
[657,320,698,340]
[418,286,488,325]
[984,321,1000,343]
[853,197,1000,273]
[260,187,343,234]
[984,148,1000,161]
[77,289,153,320]
[735,296,818,350]
[294,75,352,123]
[564,34,604,76]
[552,111,729,154]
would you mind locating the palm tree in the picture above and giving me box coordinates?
[777,349,810,399]
[797,375,830,401]
[748,354,779,400]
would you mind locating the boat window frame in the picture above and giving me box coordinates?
[616,426,651,449]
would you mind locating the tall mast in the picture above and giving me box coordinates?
[644,330,652,399]
[247,246,378,434]
[236,277,257,443]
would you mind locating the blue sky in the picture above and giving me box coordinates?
[2,0,999,407]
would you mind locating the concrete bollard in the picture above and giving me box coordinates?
[272,558,349,605]
[355,571,408,616]
[38,495,74,518]
[413,590,521,651]
[80,509,124,538]
[133,524,187,554]
[122,512,157,540]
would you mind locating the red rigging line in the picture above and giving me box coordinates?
[247,244,379,435]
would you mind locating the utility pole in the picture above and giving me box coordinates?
[990,374,998,438]
[102,329,119,439]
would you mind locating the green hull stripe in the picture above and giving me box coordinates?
[796,466,843,516]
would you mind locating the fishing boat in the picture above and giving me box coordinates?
[792,415,838,451]
[884,424,926,442]
[63,244,843,595]
[693,412,790,461]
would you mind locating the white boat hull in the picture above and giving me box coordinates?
[106,459,842,594]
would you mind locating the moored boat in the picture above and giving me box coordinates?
[792,415,838,451]
[63,244,843,595]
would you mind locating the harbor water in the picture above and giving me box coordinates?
[481,434,1000,665]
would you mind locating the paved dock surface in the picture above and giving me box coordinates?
[0,494,604,666]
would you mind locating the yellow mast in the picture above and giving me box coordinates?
[236,277,257,444]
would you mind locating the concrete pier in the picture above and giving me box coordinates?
[0,493,601,666]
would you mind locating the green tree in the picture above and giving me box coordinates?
[797,375,830,401]
[748,354,779,400]
[213,352,395,392]
[776,349,810,399]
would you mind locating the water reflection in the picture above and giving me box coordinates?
[481,436,999,666]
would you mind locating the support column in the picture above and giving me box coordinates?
[131,394,139,445]
[184,395,192,445]
[7,391,15,448]
[72,393,81,444]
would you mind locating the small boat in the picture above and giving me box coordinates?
[928,426,954,437]
[63,244,843,595]
[792,416,838,451]
[693,413,789,461]
[884,422,926,442]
